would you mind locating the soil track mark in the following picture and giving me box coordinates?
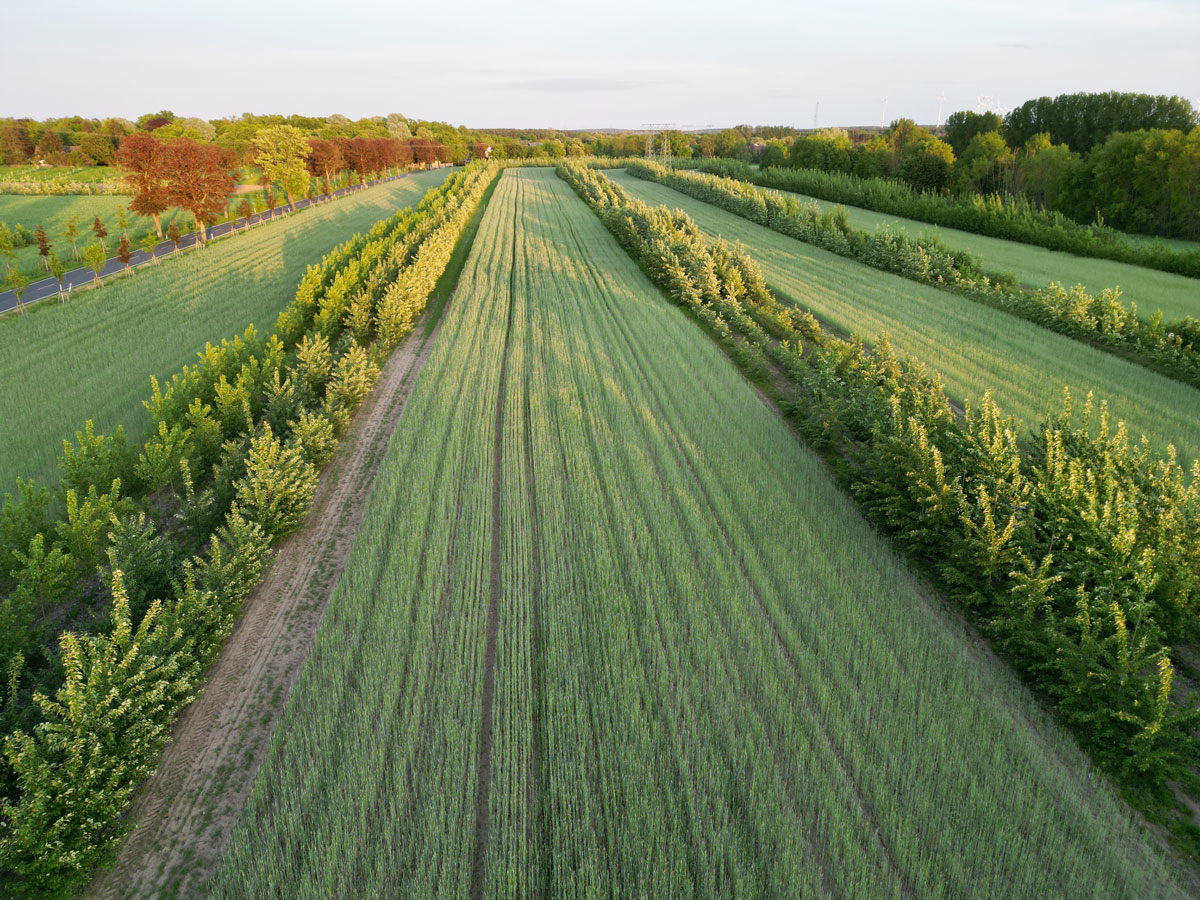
[470,176,521,900]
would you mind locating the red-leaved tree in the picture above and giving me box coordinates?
[161,138,234,244]
[116,133,170,238]
[306,138,344,195]
[342,138,372,188]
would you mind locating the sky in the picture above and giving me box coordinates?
[5,0,1198,130]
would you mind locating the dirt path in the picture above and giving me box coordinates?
[86,307,453,900]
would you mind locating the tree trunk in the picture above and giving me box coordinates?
[152,212,163,239]
[286,191,296,213]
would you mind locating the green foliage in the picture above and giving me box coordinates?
[944,110,1003,156]
[1004,91,1198,153]
[234,425,317,538]
[1,576,196,896]
[253,125,312,209]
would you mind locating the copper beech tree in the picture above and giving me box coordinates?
[162,138,234,244]
[306,138,344,194]
[116,132,171,238]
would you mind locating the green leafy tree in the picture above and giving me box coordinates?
[5,268,29,310]
[1020,136,1079,209]
[82,242,107,286]
[234,425,318,537]
[944,110,1002,156]
[758,139,788,168]
[0,220,13,271]
[714,128,750,160]
[63,214,81,260]
[1004,91,1198,153]
[900,137,955,192]
[139,231,160,264]
[0,222,16,272]
[254,125,311,212]
[956,131,1015,194]
[116,205,132,238]
[47,251,67,300]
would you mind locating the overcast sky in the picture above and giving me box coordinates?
[5,0,1197,129]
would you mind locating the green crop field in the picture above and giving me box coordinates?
[609,170,1200,464]
[754,180,1200,321]
[208,168,1188,900]
[0,168,451,491]
[0,194,191,277]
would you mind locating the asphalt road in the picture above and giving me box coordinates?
[0,171,424,315]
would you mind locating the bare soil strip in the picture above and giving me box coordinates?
[86,307,453,900]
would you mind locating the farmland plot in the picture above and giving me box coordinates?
[609,170,1200,464]
[756,182,1200,320]
[210,168,1187,900]
[0,168,451,490]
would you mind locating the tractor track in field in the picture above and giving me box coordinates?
[85,305,453,900]
[469,178,520,900]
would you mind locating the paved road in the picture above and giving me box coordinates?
[0,171,429,315]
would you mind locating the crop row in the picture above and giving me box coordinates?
[559,161,1200,799]
[0,161,498,897]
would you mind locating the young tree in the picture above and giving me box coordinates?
[47,251,67,300]
[138,232,160,264]
[91,216,108,251]
[116,132,170,238]
[0,223,14,273]
[5,268,29,311]
[34,226,51,271]
[253,125,311,212]
[161,137,234,245]
[82,243,106,286]
[63,215,81,260]
[117,235,133,274]
[236,198,254,230]
[115,206,131,238]
[167,221,181,256]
